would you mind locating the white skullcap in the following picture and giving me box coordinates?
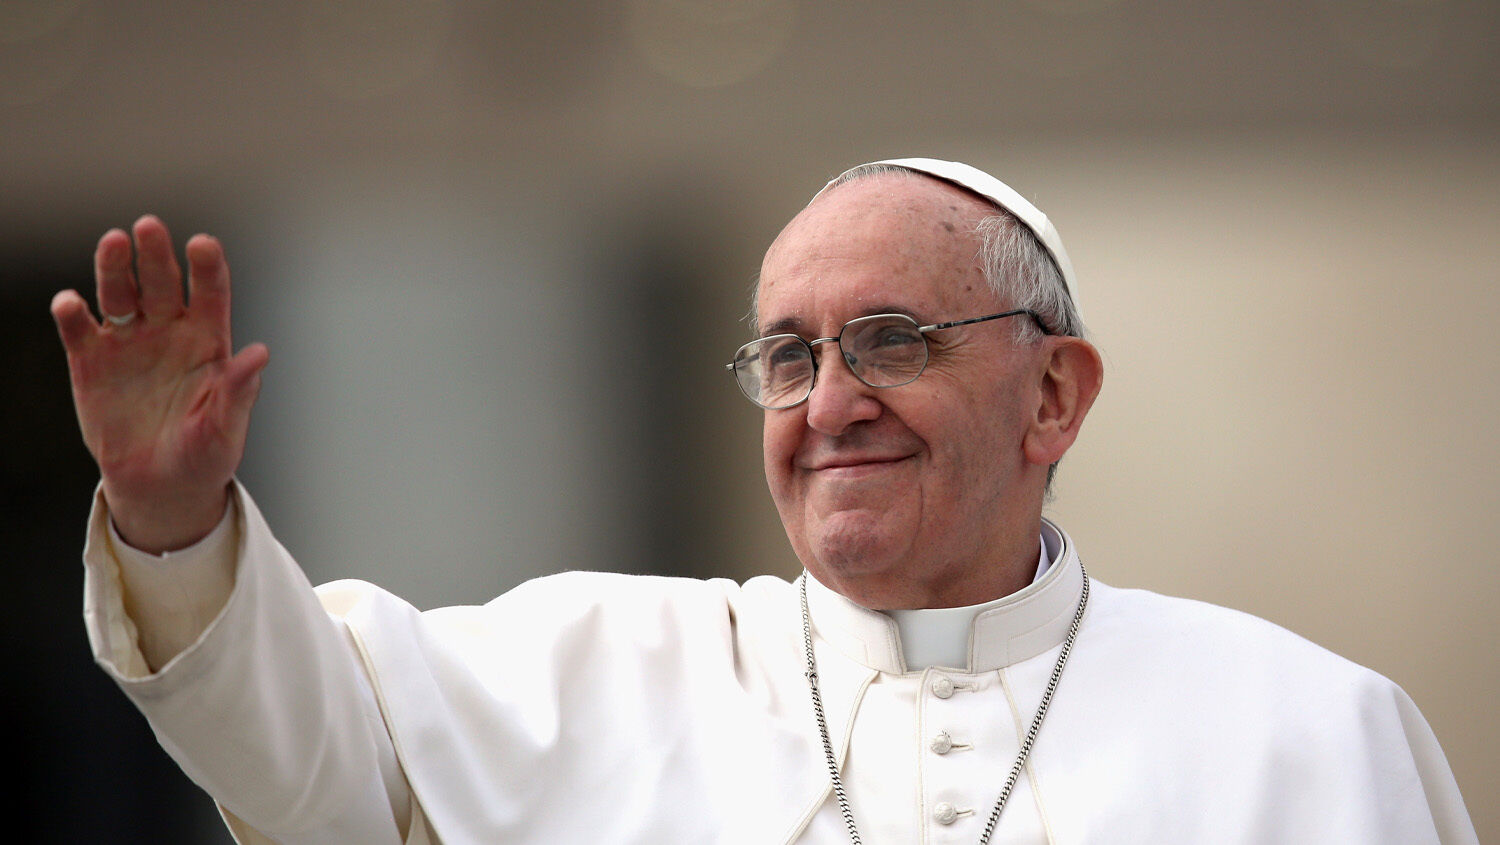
[817,157,1080,317]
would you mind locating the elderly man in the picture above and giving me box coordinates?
[53,159,1476,843]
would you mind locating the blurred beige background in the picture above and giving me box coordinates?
[4,1,1495,841]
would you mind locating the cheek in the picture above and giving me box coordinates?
[947,390,1031,485]
[761,415,800,488]
[911,382,1021,478]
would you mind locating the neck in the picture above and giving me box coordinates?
[811,525,1044,610]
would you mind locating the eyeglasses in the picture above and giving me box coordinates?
[726,309,1051,410]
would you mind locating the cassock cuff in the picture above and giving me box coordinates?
[84,481,241,679]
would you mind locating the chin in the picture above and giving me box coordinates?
[806,513,909,581]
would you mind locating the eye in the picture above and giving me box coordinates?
[871,325,922,348]
[851,319,923,356]
[767,341,810,367]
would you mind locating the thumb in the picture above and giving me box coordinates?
[224,342,270,416]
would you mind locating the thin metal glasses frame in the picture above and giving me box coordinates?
[725,309,1052,410]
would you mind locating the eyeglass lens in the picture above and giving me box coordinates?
[732,314,929,409]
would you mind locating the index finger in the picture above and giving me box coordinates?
[185,234,232,333]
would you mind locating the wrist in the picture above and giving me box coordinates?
[103,480,233,555]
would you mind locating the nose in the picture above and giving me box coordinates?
[803,342,882,435]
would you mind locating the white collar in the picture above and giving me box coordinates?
[803,519,1085,674]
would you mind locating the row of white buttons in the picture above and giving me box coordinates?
[930,674,976,824]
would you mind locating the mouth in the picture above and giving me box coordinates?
[804,454,914,475]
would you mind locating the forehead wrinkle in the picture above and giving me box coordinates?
[755,174,993,334]
[766,176,981,260]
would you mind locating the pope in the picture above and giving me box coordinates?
[53,159,1477,843]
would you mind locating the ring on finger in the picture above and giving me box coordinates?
[105,311,138,327]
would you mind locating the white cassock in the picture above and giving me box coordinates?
[83,483,1477,844]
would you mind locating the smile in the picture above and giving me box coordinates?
[805,455,913,477]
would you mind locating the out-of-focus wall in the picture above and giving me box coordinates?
[5,2,1494,841]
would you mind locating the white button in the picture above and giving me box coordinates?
[934,802,959,825]
[930,731,954,754]
[931,676,955,699]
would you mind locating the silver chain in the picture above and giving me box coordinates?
[799,562,1089,845]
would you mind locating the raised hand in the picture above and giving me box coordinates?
[51,216,270,553]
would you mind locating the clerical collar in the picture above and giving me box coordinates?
[884,527,1059,670]
[802,519,1080,674]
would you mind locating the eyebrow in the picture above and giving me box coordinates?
[759,304,926,338]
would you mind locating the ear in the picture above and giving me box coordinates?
[1023,337,1103,467]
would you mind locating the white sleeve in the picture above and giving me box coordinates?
[83,481,414,844]
[106,489,238,673]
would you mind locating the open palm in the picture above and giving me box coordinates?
[51,215,269,552]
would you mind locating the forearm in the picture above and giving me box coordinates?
[84,482,409,842]
[104,484,238,673]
